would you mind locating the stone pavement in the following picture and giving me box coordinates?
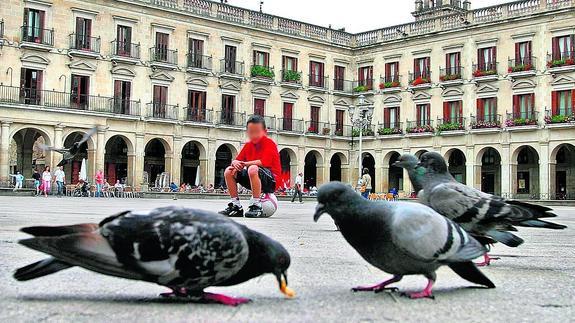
[0,196,573,322]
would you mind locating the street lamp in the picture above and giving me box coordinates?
[348,94,374,186]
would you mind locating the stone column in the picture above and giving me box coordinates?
[95,126,107,175]
[206,139,217,186]
[0,121,12,182]
[465,146,475,188]
[403,168,412,196]
[341,164,350,184]
[134,134,145,189]
[54,125,64,149]
[381,166,390,193]
[171,136,182,185]
[127,152,136,187]
[539,143,550,199]
[501,144,512,196]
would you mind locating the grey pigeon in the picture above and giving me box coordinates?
[314,182,495,299]
[417,152,566,263]
[40,127,97,167]
[393,154,426,193]
[14,206,294,306]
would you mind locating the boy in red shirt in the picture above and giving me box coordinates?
[219,115,281,218]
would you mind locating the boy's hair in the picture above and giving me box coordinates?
[246,115,266,129]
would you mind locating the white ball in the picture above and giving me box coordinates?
[260,193,278,217]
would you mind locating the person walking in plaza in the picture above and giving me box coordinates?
[41,166,52,198]
[53,166,66,197]
[291,172,303,203]
[219,115,281,218]
[360,168,372,199]
[32,169,41,196]
[9,171,25,191]
[94,170,104,198]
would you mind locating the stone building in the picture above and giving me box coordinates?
[0,0,574,199]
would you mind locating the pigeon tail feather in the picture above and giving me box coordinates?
[516,219,567,230]
[486,230,524,247]
[448,262,495,288]
[14,257,73,281]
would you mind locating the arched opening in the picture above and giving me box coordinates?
[181,141,202,186]
[105,135,130,185]
[304,151,319,189]
[9,128,51,181]
[447,149,466,184]
[477,147,501,195]
[63,132,90,184]
[414,150,428,158]
[215,145,233,188]
[553,144,575,200]
[515,146,539,198]
[330,154,342,182]
[279,148,297,190]
[362,153,376,191]
[388,152,403,191]
[144,139,166,186]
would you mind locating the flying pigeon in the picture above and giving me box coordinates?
[314,182,495,299]
[40,127,97,167]
[416,152,567,265]
[14,206,294,306]
[393,154,426,193]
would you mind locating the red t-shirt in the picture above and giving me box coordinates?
[235,136,281,189]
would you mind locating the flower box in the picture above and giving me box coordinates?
[545,114,575,124]
[508,64,533,73]
[377,127,403,135]
[411,77,430,86]
[251,65,274,78]
[406,125,434,134]
[547,58,575,68]
[473,69,497,78]
[379,81,401,89]
[505,118,537,127]
[437,122,465,132]
[439,74,461,82]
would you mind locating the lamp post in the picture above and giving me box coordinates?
[348,94,374,186]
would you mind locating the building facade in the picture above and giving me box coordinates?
[0,0,574,199]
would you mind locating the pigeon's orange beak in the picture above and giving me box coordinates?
[280,278,295,298]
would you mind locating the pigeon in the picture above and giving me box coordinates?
[40,127,97,167]
[314,182,495,299]
[393,154,426,193]
[416,152,567,265]
[14,206,294,306]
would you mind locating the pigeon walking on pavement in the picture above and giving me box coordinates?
[393,154,426,194]
[416,152,567,265]
[40,127,97,167]
[314,182,495,299]
[14,206,294,306]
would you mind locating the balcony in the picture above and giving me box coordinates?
[305,121,331,136]
[333,79,354,95]
[19,26,54,50]
[545,109,575,129]
[249,115,277,131]
[379,75,402,93]
[408,72,432,89]
[377,122,403,137]
[331,124,353,137]
[406,120,434,136]
[436,117,466,135]
[250,65,275,84]
[280,70,302,88]
[219,59,244,79]
[186,53,212,74]
[308,75,329,92]
[547,51,575,73]
[505,111,539,130]
[351,125,375,137]
[146,102,179,120]
[470,114,502,133]
[352,79,375,94]
[149,47,178,69]
[69,34,101,58]
[439,66,463,85]
[0,85,141,117]
[508,57,536,77]
[472,62,498,82]
[111,40,141,64]
[278,118,304,134]
[185,107,213,124]
[217,111,246,127]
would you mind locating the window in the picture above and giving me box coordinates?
[224,45,237,73]
[384,107,400,129]
[70,75,89,109]
[477,98,498,122]
[309,106,320,133]
[334,65,345,91]
[385,62,399,82]
[282,102,294,131]
[358,66,373,89]
[513,93,535,119]
[414,57,430,78]
[477,46,497,70]
[254,98,265,116]
[416,104,431,126]
[445,52,461,75]
[253,51,269,67]
[282,56,297,71]
[75,17,92,50]
[221,94,235,124]
[113,80,131,114]
[152,85,168,118]
[552,90,574,116]
[309,61,325,87]
[443,101,462,123]
[116,25,132,56]
[188,38,204,68]
[154,32,169,61]
[188,90,207,122]
[335,110,345,135]
[19,68,42,105]
[22,8,45,43]
[515,41,532,65]
[552,35,574,60]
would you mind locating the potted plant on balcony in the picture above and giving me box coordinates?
[508,64,533,73]
[437,122,464,133]
[322,127,331,135]
[353,85,369,93]
[251,65,274,79]
[377,127,403,135]
[545,114,575,124]
[351,128,375,137]
[547,58,575,68]
[379,81,401,89]
[471,120,500,129]
[411,76,430,86]
[406,124,434,134]
[473,69,497,78]
[282,70,301,82]
[439,74,461,82]
[334,128,344,136]
[505,118,537,127]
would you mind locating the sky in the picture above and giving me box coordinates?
[230,0,511,33]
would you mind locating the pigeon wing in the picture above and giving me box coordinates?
[39,144,69,155]
[425,182,492,224]
[79,127,97,146]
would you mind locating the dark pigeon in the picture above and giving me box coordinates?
[14,206,294,306]
[393,154,426,193]
[40,127,97,167]
[314,182,495,299]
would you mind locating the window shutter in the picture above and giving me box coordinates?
[445,53,450,70]
[443,102,450,121]
[23,8,29,25]
[384,108,390,126]
[552,37,559,59]
[526,41,532,62]
[264,52,269,67]
[571,90,575,115]
[38,10,45,34]
[477,48,483,68]
[530,93,535,115]
[477,98,484,118]
[76,17,83,36]
[513,95,520,116]
[492,47,497,65]
[427,104,431,122]
[114,80,121,98]
[20,68,27,88]
[551,91,558,115]
[253,51,257,65]
[414,59,419,75]
[571,35,575,54]
[458,100,463,117]
[515,43,520,62]
[416,105,421,124]
[85,19,92,39]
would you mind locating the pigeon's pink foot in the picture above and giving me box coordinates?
[475,254,501,267]
[203,292,251,306]
[405,279,434,300]
[160,287,189,298]
[352,275,402,293]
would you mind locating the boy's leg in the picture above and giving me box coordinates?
[247,165,262,198]
[219,166,244,217]
[245,166,275,218]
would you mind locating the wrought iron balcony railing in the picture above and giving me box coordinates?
[379,75,402,89]
[220,59,244,75]
[69,34,101,52]
[20,26,54,46]
[505,111,539,127]
[278,117,304,133]
[333,79,353,93]
[331,124,353,137]
[353,79,374,93]
[186,107,212,123]
[472,62,498,77]
[250,65,275,79]
[470,114,502,129]
[111,40,141,59]
[281,70,302,84]
[150,47,178,65]
[187,53,212,70]
[544,109,575,125]
[547,51,575,68]
[308,75,329,90]
[508,57,536,73]
[305,121,331,135]
[406,120,434,133]
[377,122,403,135]
[248,114,276,130]
[218,111,246,127]
[409,71,432,86]
[437,117,466,133]
[147,102,179,120]
[439,66,463,81]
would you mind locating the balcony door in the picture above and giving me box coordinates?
[155,32,169,61]
[416,104,430,126]
[309,61,324,87]
[358,66,373,89]
[222,94,235,124]
[446,52,460,75]
[23,8,45,43]
[153,85,168,118]
[478,46,496,70]
[283,102,293,131]
[443,101,462,122]
[20,68,42,105]
[552,35,574,60]
[253,51,269,67]
[75,17,92,50]
[254,98,265,116]
[188,90,206,121]
[113,80,131,114]
[414,57,430,78]
[116,25,132,56]
[188,38,204,68]
[225,45,237,73]
[71,74,89,110]
[310,106,320,133]
[477,98,497,122]
[515,41,532,65]
[384,107,399,129]
[513,94,534,119]
[385,62,399,82]
[334,65,345,91]
[335,109,344,134]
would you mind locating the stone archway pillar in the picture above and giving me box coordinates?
[0,121,12,182]
[94,126,107,176]
[171,137,182,185]
[199,158,208,186]
[134,134,145,189]
[126,152,136,187]
[381,166,389,194]
[501,144,512,196]
[549,161,557,200]
[341,163,350,184]
[539,143,550,199]
[465,146,474,187]
[207,139,216,186]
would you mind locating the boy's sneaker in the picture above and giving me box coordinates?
[219,203,244,217]
[245,204,265,218]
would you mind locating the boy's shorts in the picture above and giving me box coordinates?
[235,167,276,193]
